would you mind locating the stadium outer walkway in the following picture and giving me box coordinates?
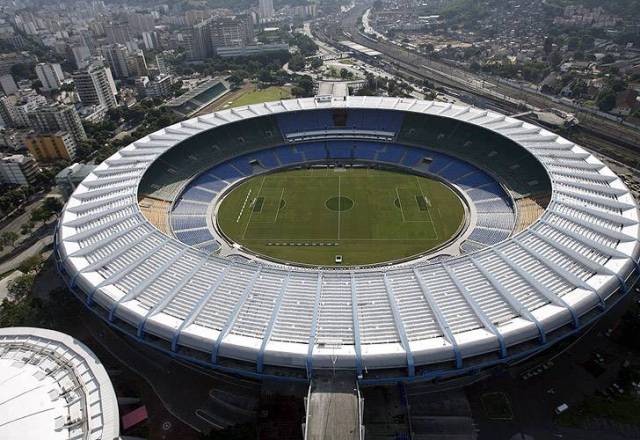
[305,374,363,440]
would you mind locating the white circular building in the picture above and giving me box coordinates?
[55,96,640,381]
[0,327,119,440]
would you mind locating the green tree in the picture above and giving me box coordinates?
[288,53,306,71]
[8,273,36,300]
[310,58,323,69]
[549,51,563,68]
[597,90,617,112]
[1,231,19,248]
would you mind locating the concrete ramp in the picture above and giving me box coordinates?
[304,376,363,440]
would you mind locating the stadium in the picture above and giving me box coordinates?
[55,96,640,382]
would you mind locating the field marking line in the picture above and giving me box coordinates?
[395,186,406,223]
[414,176,438,239]
[243,237,440,241]
[235,188,252,223]
[242,176,266,240]
[337,175,341,240]
[273,187,285,223]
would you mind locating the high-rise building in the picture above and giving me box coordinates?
[24,131,77,162]
[28,103,87,144]
[68,44,92,69]
[127,13,155,34]
[73,64,118,110]
[0,74,18,96]
[142,31,160,50]
[0,154,40,185]
[185,10,212,26]
[101,44,130,79]
[156,55,169,75]
[104,21,131,45]
[259,0,274,21]
[35,63,64,92]
[190,14,255,59]
[210,14,255,48]
[191,19,214,60]
[127,50,148,77]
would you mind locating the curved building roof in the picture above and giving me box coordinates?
[56,96,640,378]
[0,327,119,440]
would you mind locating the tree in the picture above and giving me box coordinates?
[292,76,314,97]
[310,58,323,69]
[567,36,581,51]
[8,273,35,300]
[339,68,353,79]
[258,69,273,83]
[602,54,615,64]
[596,90,617,112]
[1,231,19,249]
[288,53,306,71]
[549,51,563,68]
[31,197,63,222]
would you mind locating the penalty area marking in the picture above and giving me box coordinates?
[242,176,266,240]
[415,176,439,239]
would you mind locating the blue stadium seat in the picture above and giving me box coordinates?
[376,144,406,163]
[401,148,426,167]
[182,187,216,203]
[299,143,327,161]
[175,228,214,245]
[249,150,279,168]
[193,173,227,193]
[437,161,476,181]
[274,146,304,165]
[456,171,494,188]
[212,163,242,181]
[352,142,378,160]
[228,157,254,176]
[328,143,353,159]
[171,201,208,216]
[468,227,510,245]
[171,216,208,231]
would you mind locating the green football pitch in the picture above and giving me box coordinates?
[216,167,466,266]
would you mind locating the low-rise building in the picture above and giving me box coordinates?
[55,162,96,198]
[215,43,289,58]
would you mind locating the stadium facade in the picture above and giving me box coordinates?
[55,96,640,382]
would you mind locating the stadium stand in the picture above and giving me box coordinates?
[138,197,171,234]
[513,194,552,234]
[397,112,551,197]
[138,116,283,201]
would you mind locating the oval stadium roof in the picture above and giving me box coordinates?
[55,96,640,380]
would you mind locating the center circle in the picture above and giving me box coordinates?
[216,167,466,267]
[326,196,354,211]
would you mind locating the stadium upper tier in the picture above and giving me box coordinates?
[56,96,640,380]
